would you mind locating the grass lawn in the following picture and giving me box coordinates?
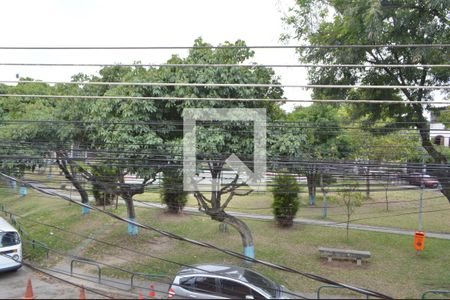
[1,182,450,298]
[26,171,450,233]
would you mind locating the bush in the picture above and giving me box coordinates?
[161,168,188,214]
[272,173,300,227]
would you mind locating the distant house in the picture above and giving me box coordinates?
[430,108,450,147]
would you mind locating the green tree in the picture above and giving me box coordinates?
[0,80,94,212]
[272,172,300,227]
[285,0,450,201]
[162,38,284,259]
[72,38,284,244]
[76,65,166,235]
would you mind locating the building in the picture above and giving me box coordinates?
[430,108,450,147]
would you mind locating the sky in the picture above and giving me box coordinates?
[0,0,310,111]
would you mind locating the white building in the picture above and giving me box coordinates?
[430,110,450,147]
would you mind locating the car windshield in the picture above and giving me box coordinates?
[243,270,278,297]
[0,232,20,248]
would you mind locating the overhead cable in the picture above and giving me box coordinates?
[0,62,448,68]
[0,44,448,50]
[2,80,448,90]
[0,94,448,105]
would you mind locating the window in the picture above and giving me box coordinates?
[220,279,265,299]
[0,232,20,248]
[194,277,217,293]
[180,276,196,291]
[243,270,277,298]
[434,135,444,145]
[180,276,217,294]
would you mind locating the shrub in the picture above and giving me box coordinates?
[161,168,188,214]
[272,173,300,227]
[91,165,118,206]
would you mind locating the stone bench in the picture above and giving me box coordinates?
[318,247,371,266]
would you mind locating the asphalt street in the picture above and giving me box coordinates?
[0,266,103,299]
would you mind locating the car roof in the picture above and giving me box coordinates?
[0,217,18,232]
[177,264,270,283]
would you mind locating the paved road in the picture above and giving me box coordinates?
[0,266,105,299]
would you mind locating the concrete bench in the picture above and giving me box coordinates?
[318,247,371,266]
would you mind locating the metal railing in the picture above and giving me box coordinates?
[130,272,171,288]
[317,285,369,299]
[70,259,102,283]
[421,290,450,299]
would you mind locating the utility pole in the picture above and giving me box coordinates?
[320,173,328,218]
[418,156,425,231]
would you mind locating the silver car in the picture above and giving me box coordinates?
[167,264,297,299]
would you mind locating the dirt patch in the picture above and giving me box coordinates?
[319,258,370,270]
[86,235,174,269]
[154,211,191,223]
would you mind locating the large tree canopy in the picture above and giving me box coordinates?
[285,0,450,201]
[162,38,284,259]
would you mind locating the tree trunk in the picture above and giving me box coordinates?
[385,175,389,212]
[56,157,90,215]
[416,119,450,203]
[222,214,255,260]
[123,194,136,219]
[122,193,138,236]
[194,163,255,260]
[320,174,328,218]
[365,167,370,199]
[306,173,316,205]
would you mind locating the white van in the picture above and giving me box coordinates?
[0,217,22,272]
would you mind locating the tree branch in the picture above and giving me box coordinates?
[220,191,235,210]
[369,49,415,102]
[219,174,239,194]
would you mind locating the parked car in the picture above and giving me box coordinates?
[0,217,22,272]
[167,264,297,299]
[407,173,439,188]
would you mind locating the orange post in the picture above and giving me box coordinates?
[148,284,156,298]
[414,231,425,252]
[138,290,144,300]
[23,278,35,300]
[80,285,86,299]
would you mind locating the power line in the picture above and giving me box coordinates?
[3,80,448,90]
[0,119,444,127]
[0,94,448,105]
[0,44,448,50]
[3,151,450,170]
[1,62,448,68]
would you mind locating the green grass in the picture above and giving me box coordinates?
[1,182,450,298]
[26,171,450,233]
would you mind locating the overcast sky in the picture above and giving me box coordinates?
[0,0,310,111]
